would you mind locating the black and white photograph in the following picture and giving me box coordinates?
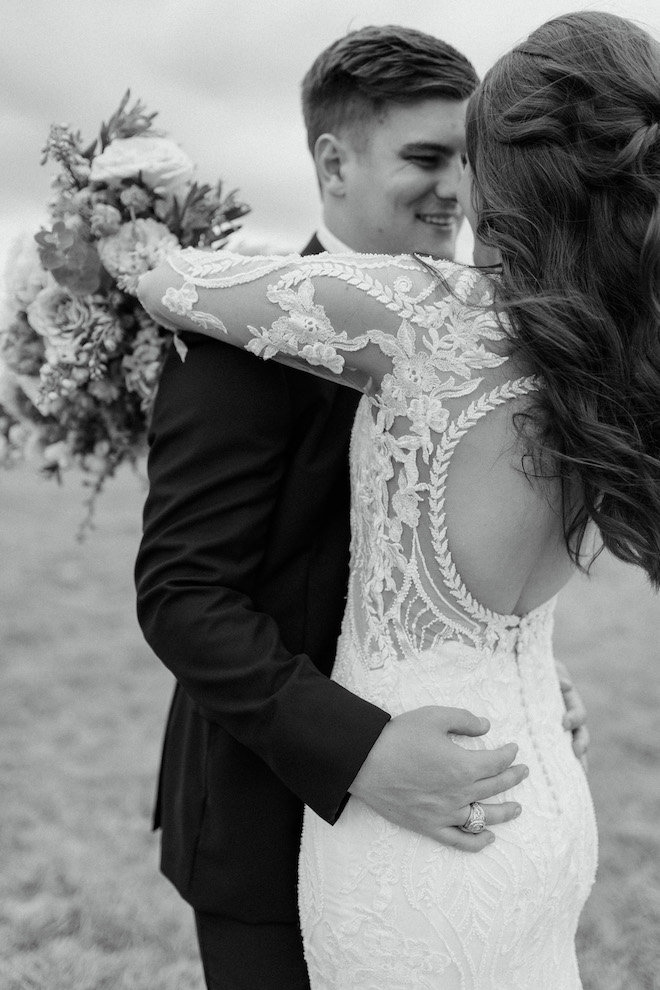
[1,2,659,988]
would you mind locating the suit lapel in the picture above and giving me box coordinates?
[301,234,326,257]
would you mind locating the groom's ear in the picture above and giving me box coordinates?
[314,134,348,197]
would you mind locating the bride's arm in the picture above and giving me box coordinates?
[137,248,434,392]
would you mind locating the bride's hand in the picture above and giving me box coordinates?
[348,705,528,851]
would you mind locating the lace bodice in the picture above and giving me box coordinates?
[145,248,552,663]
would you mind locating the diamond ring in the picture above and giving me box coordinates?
[460,802,486,834]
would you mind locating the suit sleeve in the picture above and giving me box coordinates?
[135,334,390,823]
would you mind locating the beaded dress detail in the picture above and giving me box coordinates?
[156,249,598,990]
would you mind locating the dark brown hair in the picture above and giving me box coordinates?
[301,25,478,153]
[467,11,660,584]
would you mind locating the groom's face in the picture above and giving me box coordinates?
[340,97,468,259]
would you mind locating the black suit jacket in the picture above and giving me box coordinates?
[135,234,390,921]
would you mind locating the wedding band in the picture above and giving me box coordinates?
[460,802,486,834]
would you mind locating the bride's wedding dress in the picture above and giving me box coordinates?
[299,520,597,989]
[150,249,598,989]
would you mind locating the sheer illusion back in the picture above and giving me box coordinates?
[149,250,566,656]
[143,249,597,989]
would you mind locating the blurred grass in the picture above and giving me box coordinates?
[554,545,660,989]
[0,462,659,989]
[0,464,203,990]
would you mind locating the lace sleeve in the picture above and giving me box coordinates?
[137,247,510,396]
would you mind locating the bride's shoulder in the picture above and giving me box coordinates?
[340,253,500,308]
[413,256,500,305]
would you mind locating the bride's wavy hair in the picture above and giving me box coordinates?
[466,10,660,585]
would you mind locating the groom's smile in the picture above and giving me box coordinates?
[335,97,469,260]
[417,211,460,228]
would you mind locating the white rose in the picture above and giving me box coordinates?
[89,136,195,198]
[97,218,180,295]
[27,278,119,363]
[27,281,88,361]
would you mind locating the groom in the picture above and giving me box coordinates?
[135,25,584,990]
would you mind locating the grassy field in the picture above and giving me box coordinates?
[0,462,659,990]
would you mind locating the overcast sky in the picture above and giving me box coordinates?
[1,0,658,268]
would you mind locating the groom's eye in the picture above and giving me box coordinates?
[407,154,441,169]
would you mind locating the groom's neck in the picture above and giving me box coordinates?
[316,220,354,254]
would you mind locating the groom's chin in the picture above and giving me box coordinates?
[413,226,460,261]
[418,239,457,262]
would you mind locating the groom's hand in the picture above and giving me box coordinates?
[556,660,589,769]
[348,706,528,851]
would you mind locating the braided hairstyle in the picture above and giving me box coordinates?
[466,11,660,585]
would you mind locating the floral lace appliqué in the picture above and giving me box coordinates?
[160,249,542,658]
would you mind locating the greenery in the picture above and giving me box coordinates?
[0,463,658,989]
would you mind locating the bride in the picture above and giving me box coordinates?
[138,11,660,988]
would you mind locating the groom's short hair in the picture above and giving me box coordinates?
[301,25,479,154]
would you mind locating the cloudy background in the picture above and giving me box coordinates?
[1,0,659,269]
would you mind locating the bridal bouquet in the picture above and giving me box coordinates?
[0,91,249,534]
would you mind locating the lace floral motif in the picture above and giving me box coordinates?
[161,249,541,662]
[156,248,597,988]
